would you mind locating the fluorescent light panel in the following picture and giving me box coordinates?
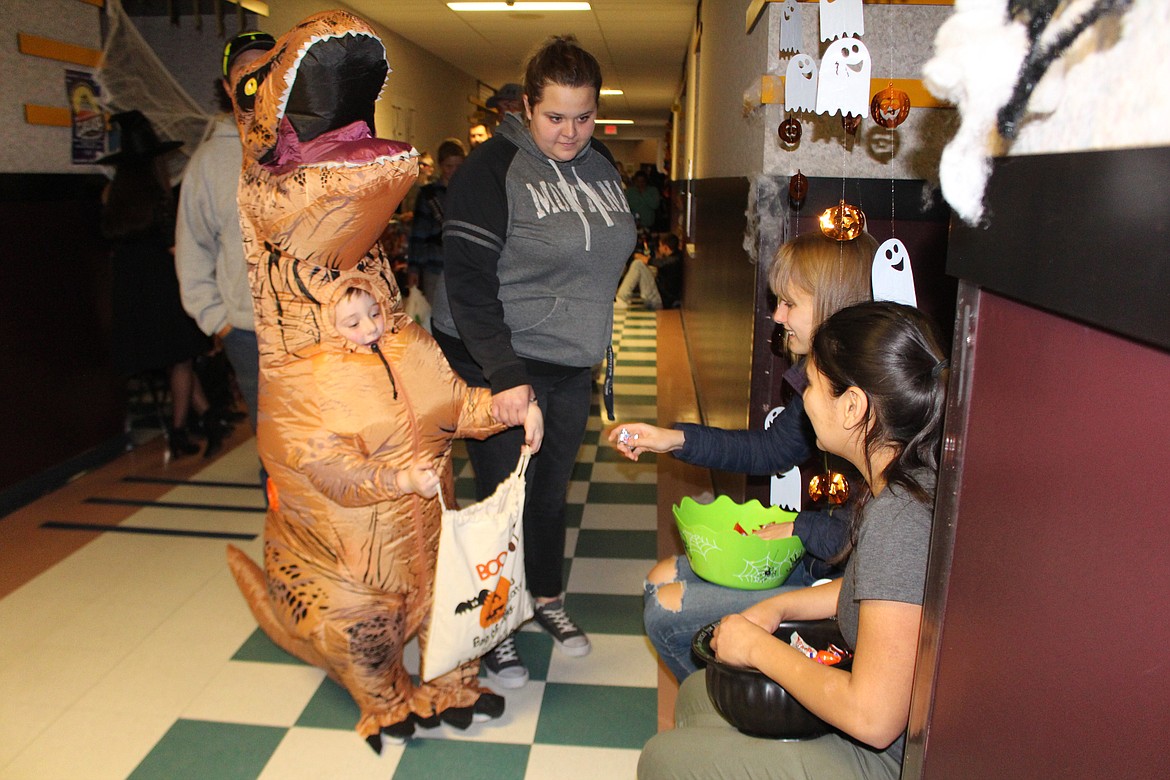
[448,2,591,11]
[598,119,633,124]
[600,88,623,95]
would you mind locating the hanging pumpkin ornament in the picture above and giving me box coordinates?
[871,82,911,129]
[818,199,865,241]
[841,112,863,136]
[788,170,808,209]
[778,116,802,147]
[808,470,850,505]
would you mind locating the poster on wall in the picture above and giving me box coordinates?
[66,70,105,164]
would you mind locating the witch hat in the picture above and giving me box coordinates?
[95,110,183,165]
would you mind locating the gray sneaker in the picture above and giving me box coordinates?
[483,634,529,688]
[534,598,591,657]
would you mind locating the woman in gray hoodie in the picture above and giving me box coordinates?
[431,35,636,689]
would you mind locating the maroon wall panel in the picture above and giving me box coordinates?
[920,291,1170,778]
[0,175,123,501]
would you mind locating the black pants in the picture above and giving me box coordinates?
[435,329,592,598]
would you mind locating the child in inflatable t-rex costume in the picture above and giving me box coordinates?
[221,11,538,752]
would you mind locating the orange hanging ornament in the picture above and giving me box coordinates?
[870,83,911,129]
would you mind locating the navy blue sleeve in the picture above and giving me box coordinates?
[673,393,815,475]
[441,141,528,392]
[792,507,852,568]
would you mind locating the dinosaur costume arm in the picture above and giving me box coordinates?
[454,384,506,440]
[293,431,405,507]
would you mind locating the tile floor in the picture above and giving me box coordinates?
[0,308,661,780]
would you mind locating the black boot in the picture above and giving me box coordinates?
[201,410,227,459]
[168,427,200,458]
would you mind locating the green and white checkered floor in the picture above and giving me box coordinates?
[0,308,661,780]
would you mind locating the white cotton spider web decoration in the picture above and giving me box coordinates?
[96,0,215,185]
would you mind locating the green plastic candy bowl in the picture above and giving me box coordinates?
[673,495,804,590]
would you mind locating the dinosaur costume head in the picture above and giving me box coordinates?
[229,10,417,366]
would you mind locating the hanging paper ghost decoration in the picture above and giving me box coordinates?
[816,37,871,117]
[871,83,911,129]
[765,406,804,512]
[872,238,918,306]
[785,54,819,113]
[820,0,864,42]
[779,0,804,54]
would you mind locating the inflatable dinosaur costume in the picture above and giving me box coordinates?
[223,11,505,751]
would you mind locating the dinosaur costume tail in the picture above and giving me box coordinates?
[226,544,330,671]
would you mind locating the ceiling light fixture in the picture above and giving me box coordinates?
[448,2,591,11]
[597,119,633,125]
[600,88,624,96]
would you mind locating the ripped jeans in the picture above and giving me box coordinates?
[643,555,814,682]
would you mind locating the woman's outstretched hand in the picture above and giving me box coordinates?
[606,422,685,461]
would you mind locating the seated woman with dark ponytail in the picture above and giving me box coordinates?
[639,301,949,780]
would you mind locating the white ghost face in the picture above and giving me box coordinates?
[871,238,918,307]
[785,54,818,113]
[815,36,871,117]
[779,0,803,53]
[820,0,865,42]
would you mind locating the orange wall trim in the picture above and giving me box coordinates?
[760,75,951,109]
[18,33,102,68]
[24,105,73,128]
[749,0,954,33]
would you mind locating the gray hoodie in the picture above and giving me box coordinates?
[431,114,636,392]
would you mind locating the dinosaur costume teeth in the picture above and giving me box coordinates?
[223,11,505,744]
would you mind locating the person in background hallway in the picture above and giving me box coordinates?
[408,138,465,303]
[614,231,684,310]
[100,110,223,459]
[468,122,492,149]
[625,169,661,230]
[487,82,525,121]
[176,30,275,437]
[431,34,636,690]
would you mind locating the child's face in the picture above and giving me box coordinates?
[334,291,385,348]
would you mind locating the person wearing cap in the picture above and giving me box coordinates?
[487,82,525,120]
[175,31,275,439]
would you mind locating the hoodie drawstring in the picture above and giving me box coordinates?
[369,343,398,399]
[549,160,591,251]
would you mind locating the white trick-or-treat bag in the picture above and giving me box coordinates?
[421,448,535,682]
